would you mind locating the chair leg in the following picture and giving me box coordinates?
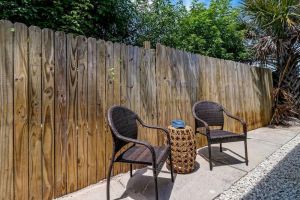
[153,167,159,200]
[220,143,222,152]
[130,164,133,177]
[208,143,213,171]
[106,160,114,200]
[169,152,174,182]
[244,140,248,166]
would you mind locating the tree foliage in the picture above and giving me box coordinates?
[0,0,137,42]
[136,0,251,61]
[176,0,251,60]
[242,0,300,124]
[0,0,251,61]
[134,0,187,47]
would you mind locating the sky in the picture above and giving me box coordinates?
[173,0,242,9]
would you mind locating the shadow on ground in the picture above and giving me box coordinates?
[116,167,175,200]
[198,146,247,168]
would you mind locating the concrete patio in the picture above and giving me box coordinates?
[57,126,300,200]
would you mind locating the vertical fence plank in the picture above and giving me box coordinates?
[77,36,88,189]
[140,48,158,144]
[105,41,114,176]
[66,33,78,193]
[127,45,134,110]
[189,53,200,114]
[156,44,168,145]
[215,59,223,106]
[149,49,158,144]
[236,62,246,133]
[223,60,231,130]
[42,28,55,200]
[120,44,128,108]
[133,46,143,170]
[175,49,182,121]
[266,69,273,124]
[0,20,14,200]
[170,48,179,121]
[229,61,238,132]
[28,25,42,200]
[196,55,206,147]
[260,68,269,126]
[135,47,141,118]
[113,43,121,107]
[112,43,122,174]
[105,42,122,175]
[54,31,67,197]
[14,22,29,200]
[165,46,172,143]
[184,52,195,125]
[120,44,129,173]
[253,67,260,129]
[96,40,106,181]
[87,37,97,184]
[139,48,148,142]
[242,65,251,128]
[198,55,205,101]
[248,65,256,129]
[262,68,270,125]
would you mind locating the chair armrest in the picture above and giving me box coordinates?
[193,115,210,136]
[223,110,247,135]
[136,116,171,145]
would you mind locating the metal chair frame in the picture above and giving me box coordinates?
[192,101,248,170]
[107,106,174,200]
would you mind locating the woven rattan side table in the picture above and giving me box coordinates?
[165,125,196,174]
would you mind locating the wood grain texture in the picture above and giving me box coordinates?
[105,41,122,175]
[156,44,273,148]
[77,35,88,189]
[120,43,130,173]
[137,47,146,143]
[156,44,167,146]
[149,49,158,144]
[42,28,55,200]
[87,37,97,184]
[28,25,42,200]
[0,20,14,200]
[13,22,29,200]
[54,31,67,197]
[127,45,135,110]
[0,21,274,198]
[139,48,158,145]
[96,40,106,181]
[66,33,78,193]
[235,62,246,133]
[112,43,121,175]
[105,41,114,176]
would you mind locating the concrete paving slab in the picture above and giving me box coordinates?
[57,126,300,200]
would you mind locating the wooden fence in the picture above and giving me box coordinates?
[0,20,272,200]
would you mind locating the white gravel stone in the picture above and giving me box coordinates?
[216,134,300,200]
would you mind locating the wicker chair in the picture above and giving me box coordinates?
[107,106,174,200]
[192,101,248,170]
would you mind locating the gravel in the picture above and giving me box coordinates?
[215,134,300,200]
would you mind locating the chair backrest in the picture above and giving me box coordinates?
[108,106,138,152]
[192,101,224,128]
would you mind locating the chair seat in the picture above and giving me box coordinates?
[209,130,245,143]
[116,145,170,166]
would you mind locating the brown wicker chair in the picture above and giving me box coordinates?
[107,106,174,200]
[192,101,248,170]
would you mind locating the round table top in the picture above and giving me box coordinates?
[167,125,192,131]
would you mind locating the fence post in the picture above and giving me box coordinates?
[143,41,151,49]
